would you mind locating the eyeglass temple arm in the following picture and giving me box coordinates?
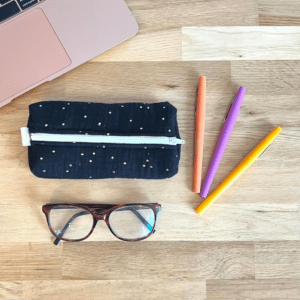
[54,211,89,245]
[53,208,153,245]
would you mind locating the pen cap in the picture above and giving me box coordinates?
[265,126,282,143]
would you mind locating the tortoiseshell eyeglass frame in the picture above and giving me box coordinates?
[42,203,162,245]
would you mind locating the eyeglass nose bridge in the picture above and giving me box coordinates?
[92,210,108,221]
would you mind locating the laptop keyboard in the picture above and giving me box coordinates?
[0,0,43,23]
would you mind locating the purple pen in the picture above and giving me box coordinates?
[200,87,246,198]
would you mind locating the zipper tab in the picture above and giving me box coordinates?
[168,137,185,145]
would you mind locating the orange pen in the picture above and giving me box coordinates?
[193,76,206,193]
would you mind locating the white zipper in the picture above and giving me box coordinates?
[21,127,185,147]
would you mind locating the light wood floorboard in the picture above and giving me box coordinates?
[259,0,300,26]
[62,242,255,280]
[183,27,300,61]
[206,279,300,299]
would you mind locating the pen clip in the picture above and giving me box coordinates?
[195,87,199,116]
[224,93,237,123]
[258,144,272,158]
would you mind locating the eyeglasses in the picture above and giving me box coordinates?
[42,203,161,245]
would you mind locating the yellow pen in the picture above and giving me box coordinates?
[196,126,282,216]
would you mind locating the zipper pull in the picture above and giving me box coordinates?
[169,137,185,145]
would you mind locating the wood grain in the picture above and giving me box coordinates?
[0,0,300,299]
[231,61,300,95]
[206,279,300,299]
[22,280,206,300]
[259,0,300,26]
[0,243,62,281]
[0,282,23,300]
[255,241,300,279]
[183,27,300,61]
[62,242,254,280]
[92,30,182,62]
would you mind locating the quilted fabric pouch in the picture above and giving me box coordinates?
[21,101,184,179]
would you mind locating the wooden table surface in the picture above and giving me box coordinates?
[1,1,300,299]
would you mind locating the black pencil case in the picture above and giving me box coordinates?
[21,101,184,179]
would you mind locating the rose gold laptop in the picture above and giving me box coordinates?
[0,0,138,108]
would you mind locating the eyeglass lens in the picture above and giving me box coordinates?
[49,206,94,241]
[109,205,155,240]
